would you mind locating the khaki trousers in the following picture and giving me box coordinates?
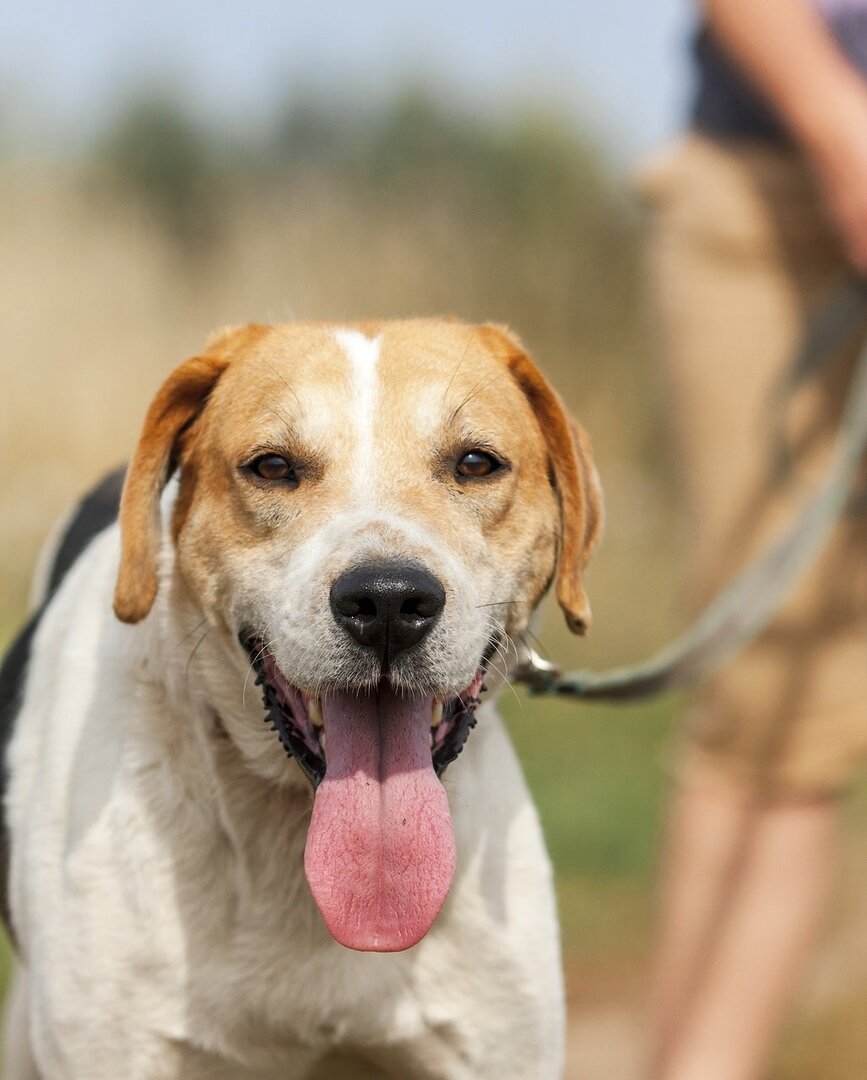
[637,135,867,796]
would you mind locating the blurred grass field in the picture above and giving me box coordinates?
[3,89,867,1076]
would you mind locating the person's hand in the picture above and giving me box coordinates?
[799,81,867,275]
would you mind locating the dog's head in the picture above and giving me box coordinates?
[114,319,602,951]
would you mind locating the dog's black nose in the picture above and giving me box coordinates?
[330,561,446,662]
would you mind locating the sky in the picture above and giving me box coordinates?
[0,1,694,162]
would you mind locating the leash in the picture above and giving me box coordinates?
[516,279,867,702]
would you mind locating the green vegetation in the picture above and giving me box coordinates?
[97,93,223,247]
[504,692,677,962]
[93,87,641,363]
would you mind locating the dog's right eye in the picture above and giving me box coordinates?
[249,454,299,486]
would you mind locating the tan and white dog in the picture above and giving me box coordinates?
[0,319,601,1079]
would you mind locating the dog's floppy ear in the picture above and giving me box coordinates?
[113,324,263,624]
[480,324,603,634]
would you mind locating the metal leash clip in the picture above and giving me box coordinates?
[514,642,561,694]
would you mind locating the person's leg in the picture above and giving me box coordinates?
[648,781,838,1080]
[636,135,864,1079]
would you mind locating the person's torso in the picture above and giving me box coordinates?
[693,0,867,139]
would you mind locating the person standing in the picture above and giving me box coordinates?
[637,3,867,1078]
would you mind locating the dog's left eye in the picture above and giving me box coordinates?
[455,450,504,480]
[249,454,298,485]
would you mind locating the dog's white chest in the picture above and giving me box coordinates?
[4,536,565,1078]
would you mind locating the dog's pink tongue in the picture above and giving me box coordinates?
[304,686,455,952]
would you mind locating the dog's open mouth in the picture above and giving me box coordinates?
[241,636,487,953]
[244,641,484,788]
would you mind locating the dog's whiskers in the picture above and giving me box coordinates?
[184,626,212,688]
[501,631,521,665]
[441,332,475,410]
[521,626,553,659]
[482,618,523,706]
[262,358,303,410]
[242,637,279,709]
[492,636,515,673]
[179,617,209,646]
[485,652,522,707]
[447,373,507,427]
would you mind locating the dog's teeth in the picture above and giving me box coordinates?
[431,701,443,728]
[308,698,323,727]
[320,731,328,755]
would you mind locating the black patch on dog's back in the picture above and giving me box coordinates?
[0,466,126,939]
[45,468,127,602]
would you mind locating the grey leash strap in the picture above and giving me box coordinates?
[768,278,867,484]
[519,283,867,702]
[775,278,867,395]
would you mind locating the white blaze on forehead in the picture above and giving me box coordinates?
[334,328,382,491]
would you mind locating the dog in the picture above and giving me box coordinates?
[0,319,602,1079]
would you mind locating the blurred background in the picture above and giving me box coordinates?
[3,2,867,1076]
